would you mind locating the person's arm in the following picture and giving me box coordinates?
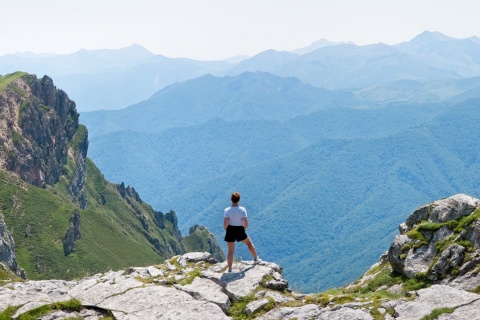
[224,218,229,230]
[243,217,249,230]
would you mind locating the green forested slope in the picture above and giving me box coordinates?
[0,158,185,280]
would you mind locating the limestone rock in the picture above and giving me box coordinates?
[257,304,323,320]
[176,277,231,313]
[69,270,145,305]
[202,262,277,301]
[177,251,217,267]
[245,298,269,315]
[405,204,430,229]
[394,285,480,320]
[429,194,480,223]
[98,285,231,320]
[62,209,81,256]
[316,307,374,320]
[0,213,24,278]
[437,299,480,320]
[388,234,412,274]
[431,243,465,277]
[264,290,294,303]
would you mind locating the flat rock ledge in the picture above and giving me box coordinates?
[0,253,298,319]
[3,253,479,319]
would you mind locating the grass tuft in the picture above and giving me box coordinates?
[420,307,455,320]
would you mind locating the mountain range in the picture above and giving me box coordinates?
[4,30,480,293]
[3,31,480,111]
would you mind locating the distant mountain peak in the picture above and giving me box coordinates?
[409,30,454,43]
[292,38,354,55]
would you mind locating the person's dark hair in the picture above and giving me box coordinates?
[231,192,240,203]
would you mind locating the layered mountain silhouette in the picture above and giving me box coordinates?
[3,31,480,111]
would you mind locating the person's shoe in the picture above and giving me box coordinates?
[254,257,262,264]
[227,269,232,273]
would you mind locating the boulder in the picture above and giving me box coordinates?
[429,194,480,223]
[431,244,465,277]
[405,204,430,229]
[388,235,412,274]
[177,252,217,267]
[245,298,269,315]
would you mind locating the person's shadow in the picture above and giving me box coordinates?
[219,265,255,284]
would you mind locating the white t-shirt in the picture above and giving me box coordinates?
[224,206,247,226]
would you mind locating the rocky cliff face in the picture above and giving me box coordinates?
[0,72,224,280]
[0,72,87,209]
[388,193,480,290]
[0,213,25,279]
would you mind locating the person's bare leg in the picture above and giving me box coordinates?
[227,242,235,271]
[241,237,258,260]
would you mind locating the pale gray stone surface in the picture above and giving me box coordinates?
[202,262,274,301]
[265,290,294,303]
[0,280,75,314]
[176,276,231,312]
[257,304,323,320]
[388,234,412,273]
[429,194,480,223]
[38,308,104,320]
[394,285,480,320]
[0,256,292,319]
[402,227,453,278]
[98,285,231,320]
[317,307,374,320]
[245,298,269,315]
[70,271,145,305]
[437,299,480,320]
[177,252,217,266]
[444,268,480,291]
[405,204,430,229]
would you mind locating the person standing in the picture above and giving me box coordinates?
[224,192,260,272]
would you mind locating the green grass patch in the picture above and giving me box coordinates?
[417,222,443,232]
[454,208,480,232]
[70,125,87,151]
[420,307,455,320]
[228,294,256,320]
[0,305,20,320]
[11,130,24,145]
[404,277,431,291]
[18,101,30,125]
[177,269,202,285]
[469,285,480,294]
[17,299,81,320]
[0,72,27,92]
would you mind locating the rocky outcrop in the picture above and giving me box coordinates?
[388,194,480,288]
[62,210,81,256]
[0,73,88,208]
[183,225,226,262]
[0,213,25,279]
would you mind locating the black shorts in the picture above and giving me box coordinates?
[224,225,248,242]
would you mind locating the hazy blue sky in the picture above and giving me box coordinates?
[2,0,480,60]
